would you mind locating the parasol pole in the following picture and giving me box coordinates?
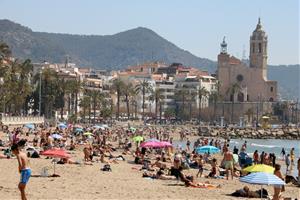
[53,161,56,175]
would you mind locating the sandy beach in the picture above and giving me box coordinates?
[0,130,299,200]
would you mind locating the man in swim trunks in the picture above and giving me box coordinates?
[11,144,31,200]
[223,149,234,180]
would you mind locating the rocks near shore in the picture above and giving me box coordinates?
[200,127,300,140]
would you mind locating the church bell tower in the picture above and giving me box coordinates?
[249,18,268,79]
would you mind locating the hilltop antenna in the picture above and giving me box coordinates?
[64,55,69,68]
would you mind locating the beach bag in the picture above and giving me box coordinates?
[101,164,112,172]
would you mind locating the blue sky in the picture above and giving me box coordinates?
[0,0,299,65]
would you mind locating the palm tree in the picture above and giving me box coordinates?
[209,81,222,121]
[187,90,197,120]
[149,88,163,119]
[197,87,209,123]
[123,82,135,120]
[112,78,125,120]
[226,83,241,123]
[79,95,91,123]
[135,79,153,120]
[87,90,102,124]
[174,87,189,119]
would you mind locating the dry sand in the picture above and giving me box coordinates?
[0,130,299,199]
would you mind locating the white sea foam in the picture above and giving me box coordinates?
[250,143,278,148]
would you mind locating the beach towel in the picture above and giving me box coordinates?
[189,184,217,189]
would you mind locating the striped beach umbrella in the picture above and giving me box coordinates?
[240,172,285,200]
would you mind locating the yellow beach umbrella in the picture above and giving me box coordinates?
[243,164,274,174]
[83,132,93,136]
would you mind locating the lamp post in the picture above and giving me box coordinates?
[39,69,42,116]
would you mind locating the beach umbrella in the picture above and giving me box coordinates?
[83,132,93,136]
[145,138,160,142]
[41,149,71,176]
[159,141,172,147]
[129,127,136,132]
[101,124,109,129]
[93,125,101,129]
[58,123,67,129]
[75,128,83,132]
[140,141,171,148]
[25,123,35,129]
[140,141,162,148]
[240,172,285,200]
[243,164,274,174]
[195,145,220,154]
[51,134,63,140]
[133,136,144,142]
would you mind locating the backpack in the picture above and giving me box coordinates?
[101,164,112,172]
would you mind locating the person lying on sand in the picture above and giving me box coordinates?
[142,169,176,180]
[231,186,268,198]
[57,158,92,165]
[99,153,119,164]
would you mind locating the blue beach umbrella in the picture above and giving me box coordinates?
[240,172,285,199]
[25,123,35,130]
[58,123,67,129]
[75,128,83,132]
[196,145,220,154]
[93,125,101,129]
[240,172,285,185]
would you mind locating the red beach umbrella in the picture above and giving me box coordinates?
[41,149,71,176]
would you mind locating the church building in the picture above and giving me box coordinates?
[217,18,277,102]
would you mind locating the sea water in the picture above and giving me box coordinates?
[173,138,300,177]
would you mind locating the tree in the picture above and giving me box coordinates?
[135,79,153,120]
[32,68,60,118]
[149,88,163,119]
[112,78,125,120]
[226,83,241,123]
[197,87,209,123]
[174,87,189,119]
[187,90,197,120]
[86,90,102,124]
[123,82,135,120]
[209,81,222,121]
[79,95,91,123]
[0,59,33,114]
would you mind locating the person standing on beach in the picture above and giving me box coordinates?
[11,144,31,200]
[273,164,284,200]
[280,148,286,161]
[223,149,234,180]
[290,148,295,171]
[285,154,290,174]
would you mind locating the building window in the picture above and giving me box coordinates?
[252,43,255,53]
[247,95,249,101]
[269,97,274,102]
[270,87,273,92]
[258,43,262,53]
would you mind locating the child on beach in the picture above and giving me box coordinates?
[11,143,31,200]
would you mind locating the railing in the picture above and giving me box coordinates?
[0,116,44,125]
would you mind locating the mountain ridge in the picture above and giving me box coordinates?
[0,19,299,99]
